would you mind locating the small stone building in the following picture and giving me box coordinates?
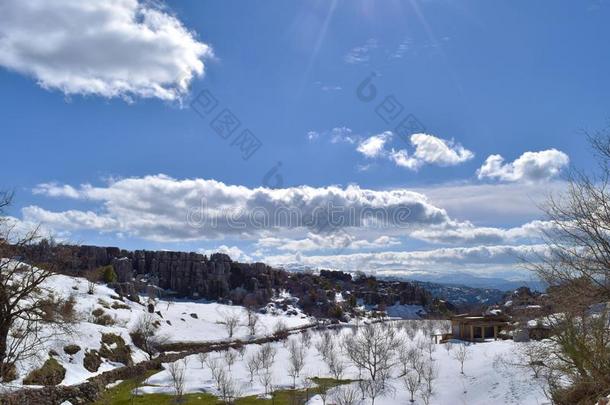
[451,313,511,342]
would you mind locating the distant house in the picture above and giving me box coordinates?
[450,313,511,342]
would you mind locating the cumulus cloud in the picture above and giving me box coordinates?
[26,174,555,251]
[390,133,474,171]
[257,233,401,252]
[27,174,451,242]
[357,131,392,158]
[352,132,473,171]
[477,149,569,182]
[264,244,548,278]
[0,0,212,101]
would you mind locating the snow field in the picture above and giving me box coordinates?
[140,321,550,405]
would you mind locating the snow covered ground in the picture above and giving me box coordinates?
[0,271,552,404]
[2,274,313,388]
[139,322,550,405]
[156,299,313,343]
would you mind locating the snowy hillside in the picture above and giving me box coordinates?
[3,273,314,389]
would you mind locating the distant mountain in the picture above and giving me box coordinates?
[403,271,546,292]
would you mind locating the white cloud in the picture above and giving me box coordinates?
[257,233,401,252]
[477,149,569,182]
[344,38,378,64]
[410,219,554,245]
[413,181,567,223]
[27,174,451,242]
[0,0,212,101]
[307,131,319,141]
[199,245,251,262]
[356,132,473,171]
[307,127,359,144]
[264,244,548,279]
[357,131,392,158]
[389,149,420,170]
[390,133,474,171]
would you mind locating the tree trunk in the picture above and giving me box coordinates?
[0,318,12,379]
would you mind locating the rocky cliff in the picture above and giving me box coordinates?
[27,243,281,304]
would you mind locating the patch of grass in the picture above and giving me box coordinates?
[96,373,351,405]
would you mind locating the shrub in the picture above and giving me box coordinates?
[63,345,81,355]
[39,294,77,324]
[23,358,66,386]
[111,301,130,310]
[97,299,110,309]
[91,308,105,317]
[101,265,118,283]
[58,294,77,322]
[100,333,132,365]
[95,314,115,326]
[91,308,115,326]
[83,350,102,372]
[1,364,17,382]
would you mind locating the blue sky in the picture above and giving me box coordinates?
[1,0,609,286]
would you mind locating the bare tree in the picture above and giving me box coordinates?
[326,348,346,380]
[206,357,223,388]
[0,192,74,380]
[130,313,167,360]
[521,130,610,400]
[443,341,453,356]
[168,359,187,402]
[257,343,277,372]
[361,376,392,405]
[315,330,334,362]
[453,343,469,374]
[258,370,274,397]
[331,385,361,405]
[220,313,240,339]
[403,369,421,403]
[217,370,241,404]
[273,319,288,338]
[398,345,422,378]
[287,339,306,387]
[302,373,315,401]
[423,338,436,360]
[343,323,399,385]
[224,348,237,371]
[245,353,260,382]
[421,360,438,394]
[236,344,246,359]
[246,309,258,336]
[197,352,208,368]
[418,384,433,405]
[300,329,312,348]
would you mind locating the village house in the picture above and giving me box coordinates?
[450,313,511,342]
